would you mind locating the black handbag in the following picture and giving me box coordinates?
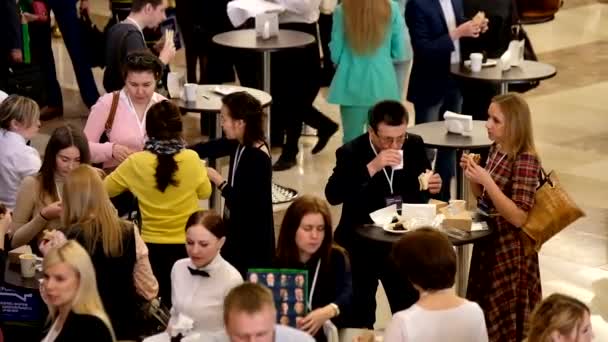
[3,64,46,104]
[135,297,171,339]
[508,0,540,93]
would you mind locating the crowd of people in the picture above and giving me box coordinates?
[0,0,597,341]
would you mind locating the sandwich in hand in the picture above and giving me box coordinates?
[418,169,434,191]
[472,11,486,26]
[165,29,175,47]
[468,153,481,165]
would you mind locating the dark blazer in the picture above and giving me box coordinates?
[65,223,139,341]
[325,133,433,249]
[190,139,275,277]
[405,0,466,105]
[47,312,113,342]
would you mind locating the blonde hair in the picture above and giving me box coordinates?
[224,283,275,324]
[0,95,40,130]
[342,0,391,55]
[61,165,126,257]
[491,93,537,159]
[43,240,116,341]
[527,293,590,342]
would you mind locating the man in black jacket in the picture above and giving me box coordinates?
[325,100,442,328]
[103,0,175,92]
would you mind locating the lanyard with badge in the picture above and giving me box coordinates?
[125,91,151,138]
[223,145,245,220]
[231,145,245,187]
[369,137,402,207]
[478,149,506,215]
[307,260,321,311]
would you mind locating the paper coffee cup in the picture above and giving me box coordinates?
[184,83,198,102]
[393,150,404,170]
[470,53,483,72]
[19,253,37,278]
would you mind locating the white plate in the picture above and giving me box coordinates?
[464,59,498,68]
[213,85,238,96]
[382,225,408,234]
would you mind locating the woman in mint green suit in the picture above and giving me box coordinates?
[328,0,411,143]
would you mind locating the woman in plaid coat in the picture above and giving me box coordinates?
[460,93,541,341]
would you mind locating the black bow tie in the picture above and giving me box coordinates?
[188,267,210,277]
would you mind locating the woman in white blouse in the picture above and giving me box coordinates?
[0,95,41,210]
[170,210,243,333]
[384,228,489,342]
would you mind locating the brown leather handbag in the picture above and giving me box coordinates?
[521,169,584,255]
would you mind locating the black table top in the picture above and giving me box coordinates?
[450,60,557,84]
[173,85,272,114]
[355,213,493,247]
[408,120,493,149]
[213,29,315,52]
[5,261,41,290]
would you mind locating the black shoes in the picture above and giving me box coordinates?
[272,155,297,171]
[311,122,338,155]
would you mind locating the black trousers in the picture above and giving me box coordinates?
[235,22,335,153]
[146,243,188,307]
[318,13,335,85]
[342,234,419,329]
[175,0,234,84]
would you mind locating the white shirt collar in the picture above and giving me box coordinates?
[1,129,27,145]
[188,254,224,274]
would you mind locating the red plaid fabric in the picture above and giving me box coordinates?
[467,144,541,342]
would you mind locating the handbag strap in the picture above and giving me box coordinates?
[105,91,120,131]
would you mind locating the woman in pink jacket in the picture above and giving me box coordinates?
[84,51,166,171]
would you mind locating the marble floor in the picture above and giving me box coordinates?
[35,0,608,339]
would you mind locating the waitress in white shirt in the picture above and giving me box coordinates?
[0,95,41,210]
[170,210,243,333]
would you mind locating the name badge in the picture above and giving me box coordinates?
[384,195,403,208]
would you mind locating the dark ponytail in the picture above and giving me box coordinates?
[145,101,183,192]
[155,154,178,192]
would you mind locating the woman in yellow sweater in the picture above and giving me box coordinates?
[104,100,212,306]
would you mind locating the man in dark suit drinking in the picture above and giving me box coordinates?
[325,100,442,328]
[405,0,488,201]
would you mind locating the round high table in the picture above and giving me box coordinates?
[212,29,316,146]
[408,120,492,201]
[173,85,272,210]
[3,260,46,339]
[450,60,557,94]
[355,213,493,296]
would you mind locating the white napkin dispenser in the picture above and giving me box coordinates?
[443,111,473,136]
[255,12,279,39]
[508,40,525,66]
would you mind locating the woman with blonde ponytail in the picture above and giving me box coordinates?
[328,0,410,143]
[41,240,114,342]
[61,164,158,340]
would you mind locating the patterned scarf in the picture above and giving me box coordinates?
[144,138,185,155]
